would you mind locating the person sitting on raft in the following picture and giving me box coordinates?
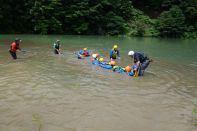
[126,64,139,76]
[113,64,137,76]
[109,60,116,66]
[9,38,22,59]
[53,40,61,54]
[109,44,120,60]
[128,50,152,76]
[99,57,104,63]
[83,48,90,57]
[77,48,90,59]
[125,66,134,76]
[99,57,116,66]
[91,54,100,64]
[92,53,99,60]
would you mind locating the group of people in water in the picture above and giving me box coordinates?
[9,38,152,76]
[76,44,152,76]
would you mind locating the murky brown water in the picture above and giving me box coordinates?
[0,35,197,131]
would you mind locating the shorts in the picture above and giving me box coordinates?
[9,50,17,59]
[139,59,150,76]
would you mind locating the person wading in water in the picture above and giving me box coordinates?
[53,40,61,54]
[9,38,22,59]
[109,44,120,60]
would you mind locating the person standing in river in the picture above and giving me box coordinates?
[9,38,22,59]
[128,50,152,76]
[109,44,120,60]
[53,40,61,54]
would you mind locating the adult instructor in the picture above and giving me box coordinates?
[128,50,152,76]
[9,38,22,59]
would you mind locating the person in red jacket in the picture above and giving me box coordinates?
[9,38,21,59]
[83,48,90,57]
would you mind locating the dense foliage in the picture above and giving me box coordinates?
[156,6,186,37]
[0,0,196,38]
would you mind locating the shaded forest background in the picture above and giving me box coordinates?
[0,0,196,38]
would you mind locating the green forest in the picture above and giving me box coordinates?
[0,0,196,38]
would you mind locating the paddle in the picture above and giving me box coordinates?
[21,50,27,53]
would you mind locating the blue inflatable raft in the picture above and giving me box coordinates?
[113,66,135,76]
[92,60,113,69]
[79,50,90,56]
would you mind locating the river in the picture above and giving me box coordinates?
[0,35,197,131]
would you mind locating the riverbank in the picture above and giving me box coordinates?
[1,1,197,39]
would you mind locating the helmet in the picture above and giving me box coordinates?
[125,66,131,72]
[83,48,87,51]
[128,50,134,56]
[15,38,21,42]
[92,54,96,58]
[110,60,116,66]
[113,45,118,49]
[99,57,104,62]
[56,40,60,45]
[95,53,99,58]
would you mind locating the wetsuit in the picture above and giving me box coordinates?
[9,42,19,59]
[133,52,150,76]
[109,49,120,59]
[53,43,60,54]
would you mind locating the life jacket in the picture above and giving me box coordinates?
[110,49,119,59]
[53,43,59,49]
[83,50,89,56]
[10,42,18,52]
[111,52,117,59]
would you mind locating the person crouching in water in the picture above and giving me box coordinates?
[53,40,61,54]
[9,38,22,59]
[109,44,120,60]
[128,50,152,76]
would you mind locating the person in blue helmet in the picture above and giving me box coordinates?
[128,50,152,76]
[109,44,120,60]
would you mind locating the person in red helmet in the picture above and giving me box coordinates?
[9,38,22,59]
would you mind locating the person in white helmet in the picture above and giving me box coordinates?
[128,50,152,76]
